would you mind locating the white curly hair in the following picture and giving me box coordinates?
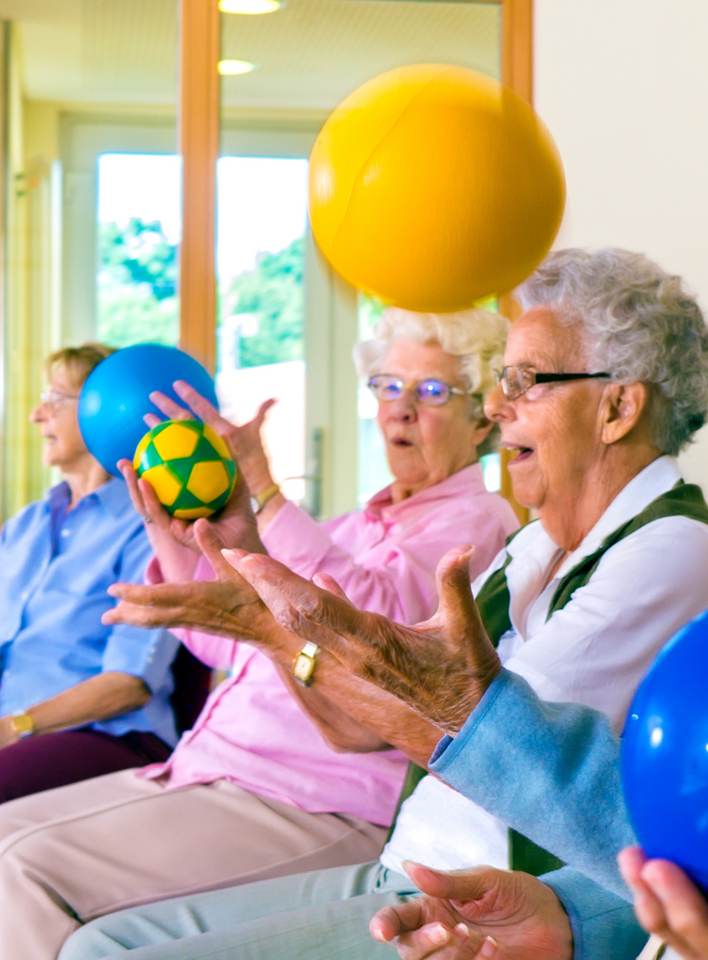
[517,248,708,456]
[353,306,510,416]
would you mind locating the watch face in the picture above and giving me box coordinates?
[250,496,259,514]
[294,653,316,683]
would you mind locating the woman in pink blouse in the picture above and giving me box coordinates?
[0,307,518,960]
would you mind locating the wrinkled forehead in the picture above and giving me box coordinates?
[504,305,590,372]
[381,338,462,381]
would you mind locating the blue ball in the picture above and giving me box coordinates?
[621,608,708,893]
[78,344,219,477]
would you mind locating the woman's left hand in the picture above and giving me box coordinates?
[228,544,501,737]
[103,520,281,647]
[370,862,572,960]
[0,716,20,748]
[618,847,708,959]
[149,381,276,495]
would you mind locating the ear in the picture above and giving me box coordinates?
[600,382,651,445]
[471,416,495,447]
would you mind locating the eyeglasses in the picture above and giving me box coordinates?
[494,366,611,401]
[39,389,80,408]
[367,374,472,407]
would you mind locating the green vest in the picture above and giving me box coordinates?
[393,480,708,877]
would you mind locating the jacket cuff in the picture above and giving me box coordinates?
[542,868,648,960]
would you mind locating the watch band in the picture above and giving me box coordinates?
[250,482,281,515]
[10,710,34,739]
[292,641,320,687]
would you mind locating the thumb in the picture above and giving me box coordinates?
[253,398,277,429]
[403,861,500,904]
[193,519,235,579]
[434,547,486,636]
[312,573,352,604]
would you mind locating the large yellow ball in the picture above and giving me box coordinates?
[309,64,565,312]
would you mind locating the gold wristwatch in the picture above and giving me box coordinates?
[10,710,34,739]
[293,641,320,687]
[249,482,280,515]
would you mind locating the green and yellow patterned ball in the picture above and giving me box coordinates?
[133,420,237,519]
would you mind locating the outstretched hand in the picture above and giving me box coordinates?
[370,862,573,960]
[619,847,708,960]
[103,520,271,643]
[227,545,501,736]
[149,381,276,492]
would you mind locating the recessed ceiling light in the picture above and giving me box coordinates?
[219,0,284,14]
[218,60,257,76]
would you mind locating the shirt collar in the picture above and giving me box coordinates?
[46,477,132,519]
[365,461,487,521]
[507,455,683,577]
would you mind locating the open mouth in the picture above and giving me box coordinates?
[506,445,534,463]
[391,437,413,447]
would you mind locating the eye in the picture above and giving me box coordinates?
[420,380,445,398]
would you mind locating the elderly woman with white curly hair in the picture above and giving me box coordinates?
[0,307,518,960]
[62,247,708,960]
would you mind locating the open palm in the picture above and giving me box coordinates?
[370,863,573,960]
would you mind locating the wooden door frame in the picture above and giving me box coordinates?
[176,0,532,521]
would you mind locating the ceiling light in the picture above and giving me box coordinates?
[218,60,257,76]
[219,0,284,14]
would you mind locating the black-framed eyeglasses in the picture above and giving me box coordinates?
[494,366,611,401]
[367,374,472,407]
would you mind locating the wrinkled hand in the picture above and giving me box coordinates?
[228,545,501,736]
[103,520,271,643]
[122,380,273,554]
[370,862,573,960]
[619,847,708,959]
[149,381,275,492]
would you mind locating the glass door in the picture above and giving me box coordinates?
[218,0,503,518]
[215,154,309,503]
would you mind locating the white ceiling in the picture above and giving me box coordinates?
[5,0,500,112]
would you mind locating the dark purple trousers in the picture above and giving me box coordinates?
[0,728,172,803]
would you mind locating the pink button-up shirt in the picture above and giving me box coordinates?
[139,463,518,826]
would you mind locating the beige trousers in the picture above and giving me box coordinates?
[0,769,387,960]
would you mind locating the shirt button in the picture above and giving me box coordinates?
[61,529,70,537]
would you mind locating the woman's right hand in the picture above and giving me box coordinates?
[619,847,708,959]
[119,458,200,582]
[123,381,274,567]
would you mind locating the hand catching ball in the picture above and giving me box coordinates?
[134,420,237,519]
[622,608,708,894]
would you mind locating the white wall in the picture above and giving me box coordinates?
[534,0,708,489]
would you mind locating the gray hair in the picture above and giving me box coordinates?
[353,306,510,418]
[516,248,708,456]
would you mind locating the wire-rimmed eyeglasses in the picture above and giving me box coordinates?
[367,374,473,407]
[494,366,611,401]
[38,388,80,409]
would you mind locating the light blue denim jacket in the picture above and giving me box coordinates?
[429,669,649,960]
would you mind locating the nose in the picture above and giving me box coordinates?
[385,392,418,423]
[29,403,47,423]
[484,382,515,422]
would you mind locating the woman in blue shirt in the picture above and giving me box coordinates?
[0,344,179,801]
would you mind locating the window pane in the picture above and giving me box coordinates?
[215,157,308,503]
[96,154,181,349]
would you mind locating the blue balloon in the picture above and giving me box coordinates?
[78,344,218,477]
[621,608,708,894]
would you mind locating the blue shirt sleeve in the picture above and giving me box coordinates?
[541,868,648,960]
[429,669,636,900]
[101,525,180,694]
